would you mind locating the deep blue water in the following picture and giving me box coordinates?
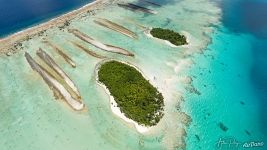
[221,0,267,135]
[0,0,94,37]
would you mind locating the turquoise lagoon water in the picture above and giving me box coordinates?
[1,0,266,150]
[184,26,266,150]
[184,0,267,149]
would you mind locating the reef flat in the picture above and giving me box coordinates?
[0,0,222,149]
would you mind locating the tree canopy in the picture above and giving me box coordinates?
[150,28,187,46]
[98,61,164,126]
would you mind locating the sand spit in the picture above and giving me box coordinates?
[72,42,107,59]
[69,29,134,56]
[95,59,156,133]
[0,0,109,55]
[36,48,81,99]
[94,18,138,39]
[118,3,157,14]
[25,52,84,111]
[44,41,76,68]
[139,0,161,7]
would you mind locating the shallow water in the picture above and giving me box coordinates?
[3,0,265,149]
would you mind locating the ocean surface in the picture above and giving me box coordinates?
[184,0,267,149]
[0,0,94,37]
[0,0,266,149]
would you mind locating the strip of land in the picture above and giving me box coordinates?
[25,52,84,110]
[94,18,138,39]
[139,0,161,7]
[69,29,134,56]
[118,3,157,14]
[71,42,107,59]
[37,48,81,99]
[44,41,77,68]
[0,0,108,55]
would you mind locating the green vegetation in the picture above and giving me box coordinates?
[150,28,187,46]
[98,61,164,126]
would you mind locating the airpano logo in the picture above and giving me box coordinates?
[215,137,264,149]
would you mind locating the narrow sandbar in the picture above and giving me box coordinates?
[69,29,134,56]
[25,52,84,110]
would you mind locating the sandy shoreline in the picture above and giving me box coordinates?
[94,59,160,133]
[0,0,112,55]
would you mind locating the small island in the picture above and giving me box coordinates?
[98,61,164,126]
[150,28,187,46]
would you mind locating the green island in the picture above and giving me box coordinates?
[150,28,187,46]
[98,61,164,126]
